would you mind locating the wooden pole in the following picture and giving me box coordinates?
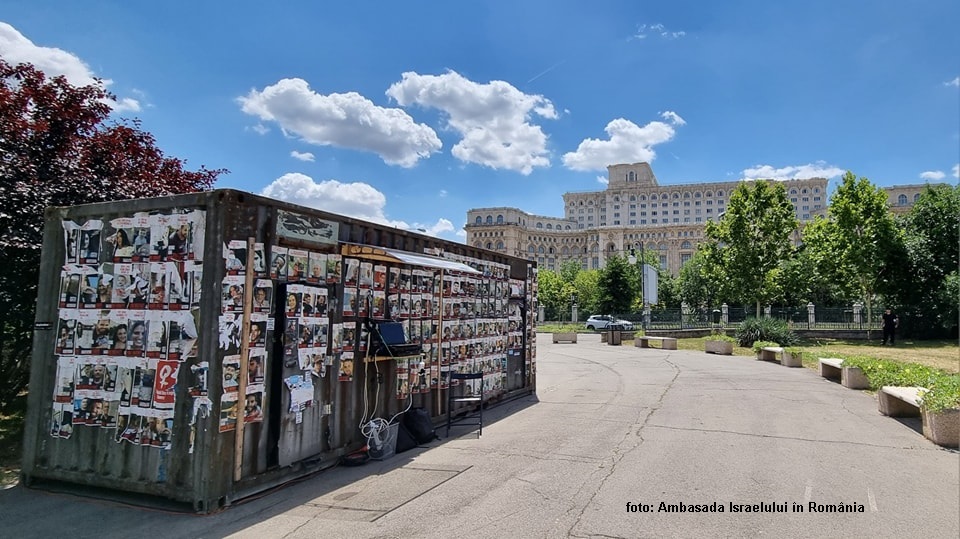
[233,237,257,482]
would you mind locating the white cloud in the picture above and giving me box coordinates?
[0,22,140,112]
[952,164,959,179]
[562,117,678,171]
[632,23,686,40]
[238,78,442,168]
[386,70,557,175]
[945,77,959,87]
[259,172,454,238]
[741,162,846,180]
[290,150,315,162]
[249,124,270,135]
[438,189,448,198]
[660,110,686,126]
[596,175,608,185]
[920,170,945,180]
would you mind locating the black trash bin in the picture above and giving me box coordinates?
[712,309,721,325]
[607,323,623,345]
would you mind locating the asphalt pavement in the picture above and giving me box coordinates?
[1,333,957,538]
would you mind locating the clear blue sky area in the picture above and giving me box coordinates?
[2,1,957,241]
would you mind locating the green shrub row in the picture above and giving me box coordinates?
[841,356,960,413]
[735,317,798,347]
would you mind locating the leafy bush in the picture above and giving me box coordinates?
[706,332,738,343]
[919,375,960,413]
[751,341,780,353]
[841,356,953,392]
[735,317,798,347]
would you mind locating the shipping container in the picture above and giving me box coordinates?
[21,189,538,512]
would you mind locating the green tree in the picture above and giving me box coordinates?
[677,247,726,309]
[0,59,225,411]
[704,179,798,317]
[597,255,636,315]
[573,269,600,318]
[894,184,960,337]
[826,172,902,339]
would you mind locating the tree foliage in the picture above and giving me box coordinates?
[892,184,960,337]
[677,247,726,309]
[825,172,902,338]
[0,59,226,411]
[704,179,798,317]
[597,255,636,315]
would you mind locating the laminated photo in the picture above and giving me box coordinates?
[131,213,152,261]
[270,245,288,281]
[166,213,193,260]
[243,391,264,423]
[78,220,103,264]
[62,220,80,265]
[247,349,266,385]
[169,308,199,360]
[96,264,115,306]
[337,352,354,382]
[326,254,342,284]
[374,265,386,290]
[342,287,356,318]
[359,261,373,288]
[152,359,179,410]
[218,314,242,356]
[107,217,136,262]
[188,361,209,397]
[53,356,76,403]
[388,266,400,293]
[284,283,302,318]
[252,242,266,276]
[221,275,245,313]
[287,248,308,281]
[219,392,238,433]
[223,240,247,274]
[126,315,148,357]
[222,356,240,393]
[308,251,326,283]
[252,279,273,313]
[55,313,78,356]
[59,266,82,309]
[344,258,359,287]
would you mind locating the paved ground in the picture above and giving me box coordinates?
[2,333,958,538]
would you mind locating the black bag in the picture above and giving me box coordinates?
[394,422,418,454]
[403,407,439,444]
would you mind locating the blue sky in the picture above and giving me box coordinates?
[2,1,958,242]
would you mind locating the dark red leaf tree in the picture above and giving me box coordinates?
[0,58,226,410]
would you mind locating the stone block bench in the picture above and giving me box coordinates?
[757,346,802,367]
[635,336,677,350]
[817,358,869,389]
[552,332,578,344]
[878,386,925,417]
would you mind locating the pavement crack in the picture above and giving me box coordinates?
[646,424,943,450]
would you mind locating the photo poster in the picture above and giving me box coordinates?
[342,321,356,352]
[359,261,373,289]
[252,242,266,276]
[283,375,314,413]
[310,353,328,379]
[52,356,75,404]
[243,386,264,423]
[78,220,103,264]
[325,254,342,284]
[307,251,326,284]
[221,275,246,314]
[408,356,420,395]
[223,239,247,275]
[357,288,371,319]
[331,322,343,354]
[388,266,400,294]
[152,359,180,410]
[219,313,242,357]
[165,212,195,261]
[270,245,288,281]
[252,278,273,314]
[59,265,82,309]
[372,290,386,319]
[374,264,387,291]
[338,351,354,382]
[188,361,209,397]
[344,257,359,288]
[342,287,356,318]
[131,212,152,261]
[287,248,308,282]
[107,217,137,262]
[219,391,239,432]
[222,356,240,393]
[62,220,80,265]
[56,312,78,355]
[396,358,409,399]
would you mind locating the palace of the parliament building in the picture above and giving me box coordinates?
[464,162,933,274]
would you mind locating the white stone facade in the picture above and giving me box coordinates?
[465,162,932,274]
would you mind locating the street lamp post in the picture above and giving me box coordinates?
[628,245,647,332]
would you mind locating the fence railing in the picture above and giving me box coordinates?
[547,306,884,331]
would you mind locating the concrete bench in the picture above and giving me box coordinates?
[818,357,869,389]
[758,346,803,367]
[552,332,578,344]
[878,386,925,417]
[635,336,677,350]
[757,346,784,361]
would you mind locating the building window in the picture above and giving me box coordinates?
[475,216,482,224]
[898,194,908,205]
[659,255,667,269]
[681,253,691,265]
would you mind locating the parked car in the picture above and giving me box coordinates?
[585,315,634,331]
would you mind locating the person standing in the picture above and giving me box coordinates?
[881,308,899,345]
